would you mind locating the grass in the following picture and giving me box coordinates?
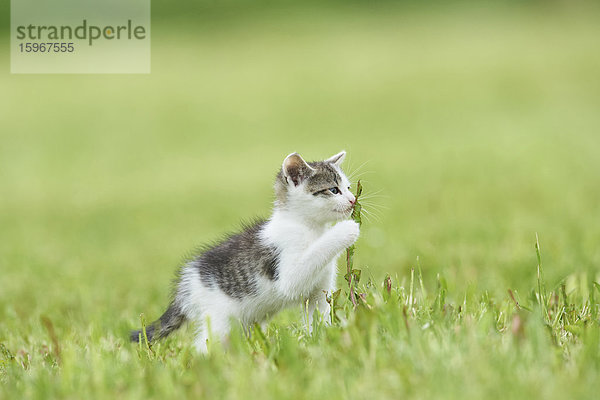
[1,1,600,398]
[1,243,598,399]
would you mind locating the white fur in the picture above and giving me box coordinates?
[177,151,359,353]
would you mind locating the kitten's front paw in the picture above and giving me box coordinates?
[332,220,360,248]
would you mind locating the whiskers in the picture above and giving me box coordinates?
[354,187,388,224]
[343,157,388,224]
[345,159,373,183]
[358,199,387,223]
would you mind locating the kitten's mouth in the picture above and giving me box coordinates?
[338,206,353,215]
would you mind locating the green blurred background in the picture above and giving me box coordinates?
[1,0,599,325]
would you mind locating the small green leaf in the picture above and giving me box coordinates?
[564,325,583,336]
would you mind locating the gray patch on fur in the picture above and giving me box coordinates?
[305,162,341,193]
[192,220,280,299]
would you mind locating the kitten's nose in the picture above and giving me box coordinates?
[349,196,356,205]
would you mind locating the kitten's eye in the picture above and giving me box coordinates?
[329,187,340,194]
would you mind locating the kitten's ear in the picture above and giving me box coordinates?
[282,152,315,186]
[325,150,346,166]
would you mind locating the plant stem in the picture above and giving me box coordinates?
[346,180,363,307]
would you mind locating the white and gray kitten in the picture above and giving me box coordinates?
[131,151,359,352]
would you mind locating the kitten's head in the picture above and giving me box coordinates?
[275,151,356,223]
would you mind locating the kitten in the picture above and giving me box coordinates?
[130,151,359,352]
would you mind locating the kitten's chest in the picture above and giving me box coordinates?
[263,219,322,251]
[276,231,321,259]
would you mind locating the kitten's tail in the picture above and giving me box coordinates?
[130,302,186,343]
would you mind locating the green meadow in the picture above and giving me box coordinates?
[1,2,599,398]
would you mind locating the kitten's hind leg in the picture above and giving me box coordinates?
[305,289,332,334]
[194,311,232,353]
[305,267,336,333]
[193,325,209,354]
